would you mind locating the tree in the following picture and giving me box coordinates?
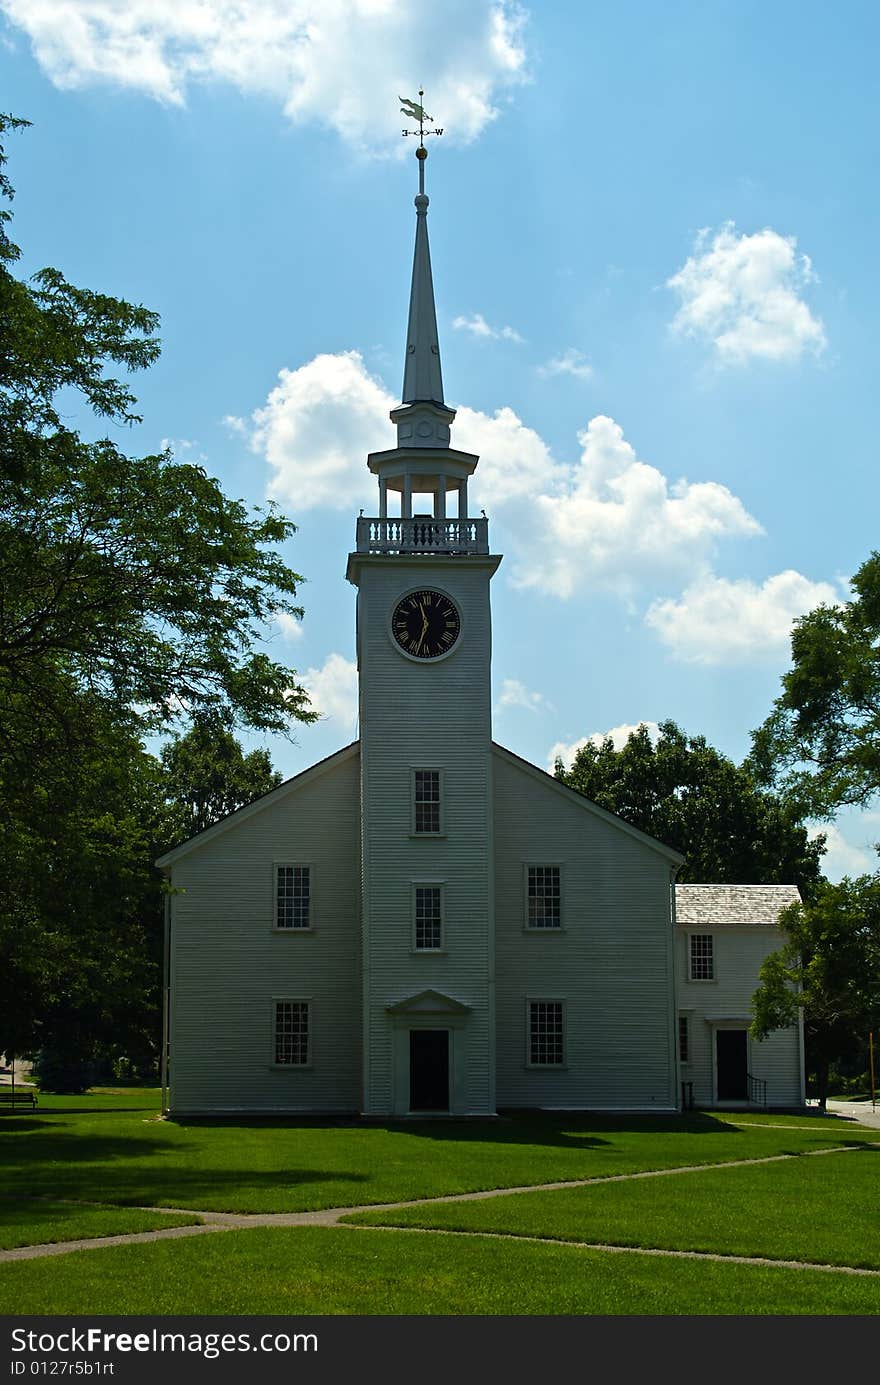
[0,115,316,767]
[160,716,283,843]
[750,552,880,820]
[0,707,166,1085]
[0,115,315,1079]
[751,875,880,1110]
[555,720,824,893]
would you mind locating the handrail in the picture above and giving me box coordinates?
[747,1073,768,1108]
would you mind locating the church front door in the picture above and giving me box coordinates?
[409,1029,450,1111]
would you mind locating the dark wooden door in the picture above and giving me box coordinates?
[716,1029,748,1100]
[409,1029,449,1111]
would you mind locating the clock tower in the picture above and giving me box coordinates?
[346,139,501,1116]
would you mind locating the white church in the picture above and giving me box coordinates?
[157,139,805,1119]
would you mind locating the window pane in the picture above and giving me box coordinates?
[528,865,561,928]
[690,934,714,980]
[414,886,442,949]
[414,770,441,833]
[277,866,310,929]
[275,1001,309,1065]
[678,1015,689,1063]
[529,1001,564,1065]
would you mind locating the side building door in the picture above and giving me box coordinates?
[715,1028,749,1102]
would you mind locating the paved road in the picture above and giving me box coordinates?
[824,1098,880,1129]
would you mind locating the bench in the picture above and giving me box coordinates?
[0,1090,38,1109]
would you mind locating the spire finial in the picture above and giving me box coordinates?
[400,89,443,197]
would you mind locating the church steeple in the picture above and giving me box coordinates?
[350,96,488,554]
[401,147,444,406]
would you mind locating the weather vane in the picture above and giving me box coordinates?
[400,90,442,195]
[400,90,443,146]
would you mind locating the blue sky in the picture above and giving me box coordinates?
[3,1,878,877]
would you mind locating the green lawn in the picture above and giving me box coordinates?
[3,1092,876,1214]
[348,1147,880,1270]
[0,1201,200,1250]
[1,1226,879,1315]
[3,1092,878,1315]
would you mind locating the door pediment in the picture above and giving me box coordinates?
[386,989,471,1016]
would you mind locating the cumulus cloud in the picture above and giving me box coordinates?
[1,0,528,152]
[807,824,874,881]
[518,415,762,599]
[667,222,826,364]
[252,351,394,512]
[538,348,593,381]
[300,652,358,731]
[548,721,660,772]
[494,678,552,715]
[645,570,841,665]
[273,611,304,642]
[452,313,524,343]
[241,353,764,603]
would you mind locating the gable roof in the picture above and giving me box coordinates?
[155,741,359,870]
[492,741,685,866]
[675,883,801,927]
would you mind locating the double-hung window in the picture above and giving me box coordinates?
[689,933,714,981]
[526,864,561,929]
[527,999,565,1066]
[276,864,311,930]
[274,999,310,1066]
[413,884,444,951]
[413,769,442,834]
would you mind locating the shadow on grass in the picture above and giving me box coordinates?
[375,1110,738,1148]
[6,1165,369,1208]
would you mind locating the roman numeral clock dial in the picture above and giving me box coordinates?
[391,589,461,660]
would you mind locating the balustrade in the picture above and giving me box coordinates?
[356,516,488,555]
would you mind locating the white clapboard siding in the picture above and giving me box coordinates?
[354,555,499,1114]
[677,920,803,1107]
[167,746,361,1114]
[492,746,681,1110]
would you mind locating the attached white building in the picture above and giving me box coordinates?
[157,145,804,1119]
[676,884,805,1110]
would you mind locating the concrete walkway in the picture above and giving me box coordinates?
[3,1137,877,1274]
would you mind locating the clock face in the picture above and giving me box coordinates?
[391,589,461,660]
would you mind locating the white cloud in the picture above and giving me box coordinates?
[548,721,660,771]
[274,611,304,642]
[645,570,841,665]
[808,824,875,882]
[253,351,394,512]
[494,678,551,715]
[300,652,358,731]
[516,414,762,599]
[668,222,826,364]
[243,353,763,603]
[452,313,523,343]
[538,348,593,381]
[1,1,528,152]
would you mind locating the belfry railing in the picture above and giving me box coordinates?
[356,517,489,556]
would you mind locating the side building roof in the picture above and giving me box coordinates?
[675,883,801,927]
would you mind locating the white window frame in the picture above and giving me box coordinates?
[271,997,312,1068]
[688,931,716,982]
[525,997,566,1068]
[411,767,445,836]
[412,881,446,952]
[273,862,315,931]
[523,862,563,930]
